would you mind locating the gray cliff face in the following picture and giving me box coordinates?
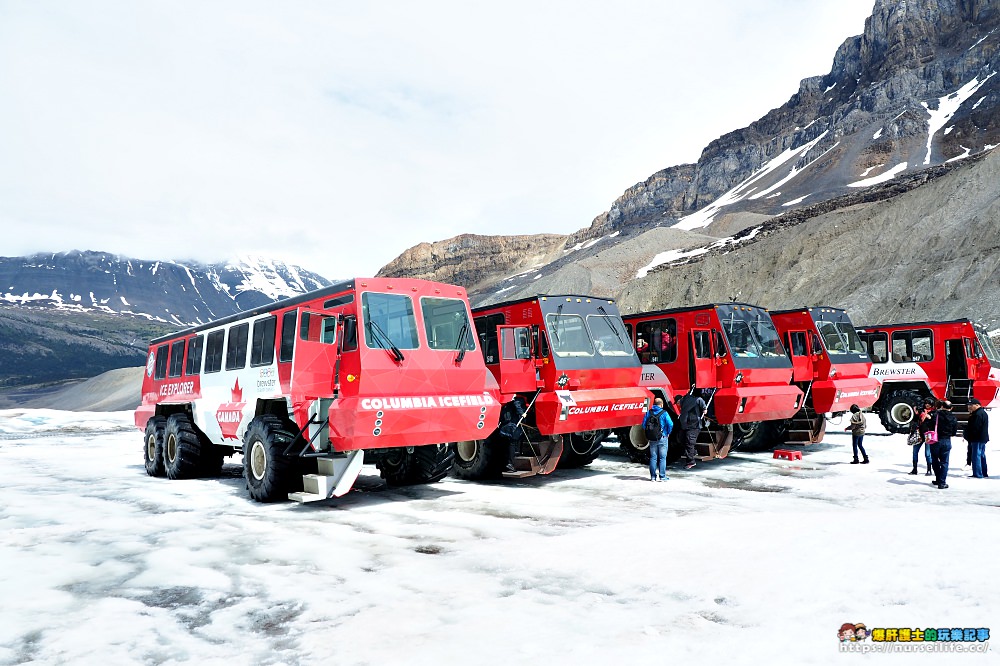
[599,0,999,233]
[376,233,568,292]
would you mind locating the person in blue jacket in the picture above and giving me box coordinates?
[642,397,673,482]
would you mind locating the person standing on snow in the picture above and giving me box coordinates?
[964,398,989,479]
[677,389,707,470]
[642,397,673,482]
[847,404,869,464]
[930,400,959,489]
[909,399,935,476]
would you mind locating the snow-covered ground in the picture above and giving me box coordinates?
[1,410,996,665]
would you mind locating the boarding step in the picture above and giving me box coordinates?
[773,449,802,461]
[503,455,540,478]
[784,429,815,443]
[695,428,734,460]
[288,450,364,503]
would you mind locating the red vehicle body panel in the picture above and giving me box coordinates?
[856,319,1000,408]
[136,278,502,453]
[622,303,802,424]
[472,295,654,436]
[771,307,879,413]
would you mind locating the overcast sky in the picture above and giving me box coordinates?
[0,1,875,280]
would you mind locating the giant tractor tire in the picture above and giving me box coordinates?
[732,420,779,453]
[377,444,455,486]
[243,415,299,502]
[878,390,924,434]
[558,430,605,468]
[451,434,507,480]
[618,425,651,465]
[143,416,167,477]
[164,414,204,480]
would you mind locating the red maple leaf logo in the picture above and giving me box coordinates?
[231,379,243,403]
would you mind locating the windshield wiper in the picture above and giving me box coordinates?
[596,306,625,344]
[454,323,469,364]
[550,304,564,346]
[367,320,404,362]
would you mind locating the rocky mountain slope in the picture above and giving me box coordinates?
[380,0,1000,324]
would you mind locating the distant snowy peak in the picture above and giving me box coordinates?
[0,250,334,327]
[220,255,330,301]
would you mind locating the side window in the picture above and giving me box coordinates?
[168,340,185,378]
[204,330,225,373]
[185,335,204,376]
[501,327,532,360]
[474,313,505,365]
[911,330,933,361]
[693,330,712,359]
[714,330,727,357]
[864,332,888,363]
[891,329,933,362]
[300,311,337,344]
[635,318,677,364]
[154,344,169,380]
[226,323,250,370]
[343,315,358,351]
[279,311,296,363]
[535,326,549,358]
[789,331,808,357]
[250,316,277,367]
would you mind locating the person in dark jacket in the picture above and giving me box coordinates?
[909,399,935,475]
[964,398,989,479]
[677,389,707,470]
[930,400,959,488]
[642,397,673,482]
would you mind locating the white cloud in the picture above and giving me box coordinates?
[0,1,875,278]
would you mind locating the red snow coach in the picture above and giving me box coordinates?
[855,319,1000,433]
[619,303,804,461]
[135,278,502,503]
[769,307,880,445]
[451,295,654,479]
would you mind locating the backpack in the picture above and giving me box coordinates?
[644,411,663,441]
[681,395,703,428]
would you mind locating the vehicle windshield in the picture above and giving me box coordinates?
[421,297,476,351]
[586,314,633,356]
[816,320,867,355]
[362,292,419,350]
[720,311,786,358]
[545,313,595,357]
[977,332,1000,364]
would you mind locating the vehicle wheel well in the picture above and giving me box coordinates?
[873,382,932,410]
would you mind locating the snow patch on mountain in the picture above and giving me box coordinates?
[848,162,908,187]
[922,72,996,165]
[674,131,830,231]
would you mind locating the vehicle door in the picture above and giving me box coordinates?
[498,325,537,394]
[690,328,715,387]
[291,309,341,399]
[786,330,811,382]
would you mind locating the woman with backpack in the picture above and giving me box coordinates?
[847,404,869,464]
[642,397,673,482]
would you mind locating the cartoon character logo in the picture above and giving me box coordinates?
[854,624,869,641]
[839,623,856,642]
[215,379,246,440]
